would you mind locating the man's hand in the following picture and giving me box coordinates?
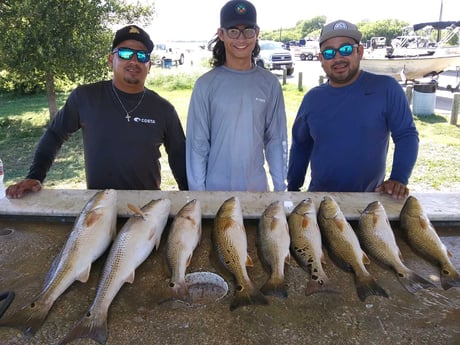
[6,179,42,199]
[375,179,409,200]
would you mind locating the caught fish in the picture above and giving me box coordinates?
[317,196,388,301]
[357,201,434,293]
[288,198,336,295]
[165,199,202,302]
[257,201,290,298]
[212,197,268,311]
[0,189,118,336]
[399,196,460,290]
[58,198,171,345]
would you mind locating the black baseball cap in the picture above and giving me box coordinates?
[220,0,257,28]
[112,25,154,53]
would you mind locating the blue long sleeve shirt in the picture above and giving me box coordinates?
[287,71,419,192]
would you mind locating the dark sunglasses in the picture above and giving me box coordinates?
[223,27,257,39]
[321,43,359,60]
[112,47,150,63]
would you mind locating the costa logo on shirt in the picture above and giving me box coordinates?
[133,117,156,124]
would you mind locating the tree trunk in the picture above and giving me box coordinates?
[45,72,58,120]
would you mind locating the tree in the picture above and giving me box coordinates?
[296,16,327,39]
[358,19,409,47]
[0,0,155,119]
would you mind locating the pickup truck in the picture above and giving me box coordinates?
[152,43,185,66]
[256,40,295,76]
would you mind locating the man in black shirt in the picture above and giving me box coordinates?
[6,25,188,198]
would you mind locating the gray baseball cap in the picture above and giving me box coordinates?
[319,20,362,45]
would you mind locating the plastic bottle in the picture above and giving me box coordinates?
[0,158,5,199]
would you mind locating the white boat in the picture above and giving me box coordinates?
[361,21,460,81]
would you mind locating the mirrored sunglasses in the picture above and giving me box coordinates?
[223,27,257,39]
[112,47,150,63]
[321,43,358,60]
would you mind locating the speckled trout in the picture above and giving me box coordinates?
[0,189,118,336]
[399,196,460,290]
[257,201,290,298]
[58,198,171,345]
[318,196,388,301]
[288,198,337,295]
[213,197,268,311]
[358,201,434,293]
[166,199,202,302]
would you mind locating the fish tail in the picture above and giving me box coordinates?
[230,284,268,311]
[397,270,435,293]
[0,300,51,336]
[260,276,288,298]
[58,310,108,345]
[305,279,340,296]
[440,268,460,290]
[355,274,389,302]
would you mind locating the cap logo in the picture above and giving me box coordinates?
[333,22,348,30]
[235,3,247,15]
[128,26,140,34]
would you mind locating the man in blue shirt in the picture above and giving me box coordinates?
[287,19,419,199]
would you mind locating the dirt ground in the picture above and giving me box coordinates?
[0,217,459,345]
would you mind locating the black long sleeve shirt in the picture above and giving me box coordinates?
[27,80,188,190]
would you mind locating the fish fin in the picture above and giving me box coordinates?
[301,215,310,228]
[418,215,432,230]
[320,252,327,265]
[447,250,453,258]
[76,265,92,283]
[126,271,136,285]
[127,203,146,219]
[230,284,268,311]
[58,309,108,345]
[0,299,52,336]
[84,210,103,227]
[285,253,291,265]
[397,270,435,293]
[334,219,347,232]
[186,254,193,268]
[260,276,288,298]
[362,252,371,265]
[246,255,254,267]
[373,214,379,227]
[440,268,460,290]
[355,275,388,301]
[270,216,281,230]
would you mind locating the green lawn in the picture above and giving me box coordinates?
[0,69,459,192]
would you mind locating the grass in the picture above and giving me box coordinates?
[0,68,459,192]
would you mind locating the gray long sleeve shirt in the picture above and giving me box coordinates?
[186,65,287,192]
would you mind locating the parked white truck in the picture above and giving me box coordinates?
[152,42,185,67]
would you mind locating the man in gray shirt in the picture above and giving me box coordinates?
[186,0,287,192]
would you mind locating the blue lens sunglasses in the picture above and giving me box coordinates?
[321,43,359,60]
[112,47,150,63]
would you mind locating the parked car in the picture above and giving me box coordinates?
[152,42,185,66]
[256,40,294,76]
[291,41,319,61]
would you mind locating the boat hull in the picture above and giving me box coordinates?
[361,54,460,81]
